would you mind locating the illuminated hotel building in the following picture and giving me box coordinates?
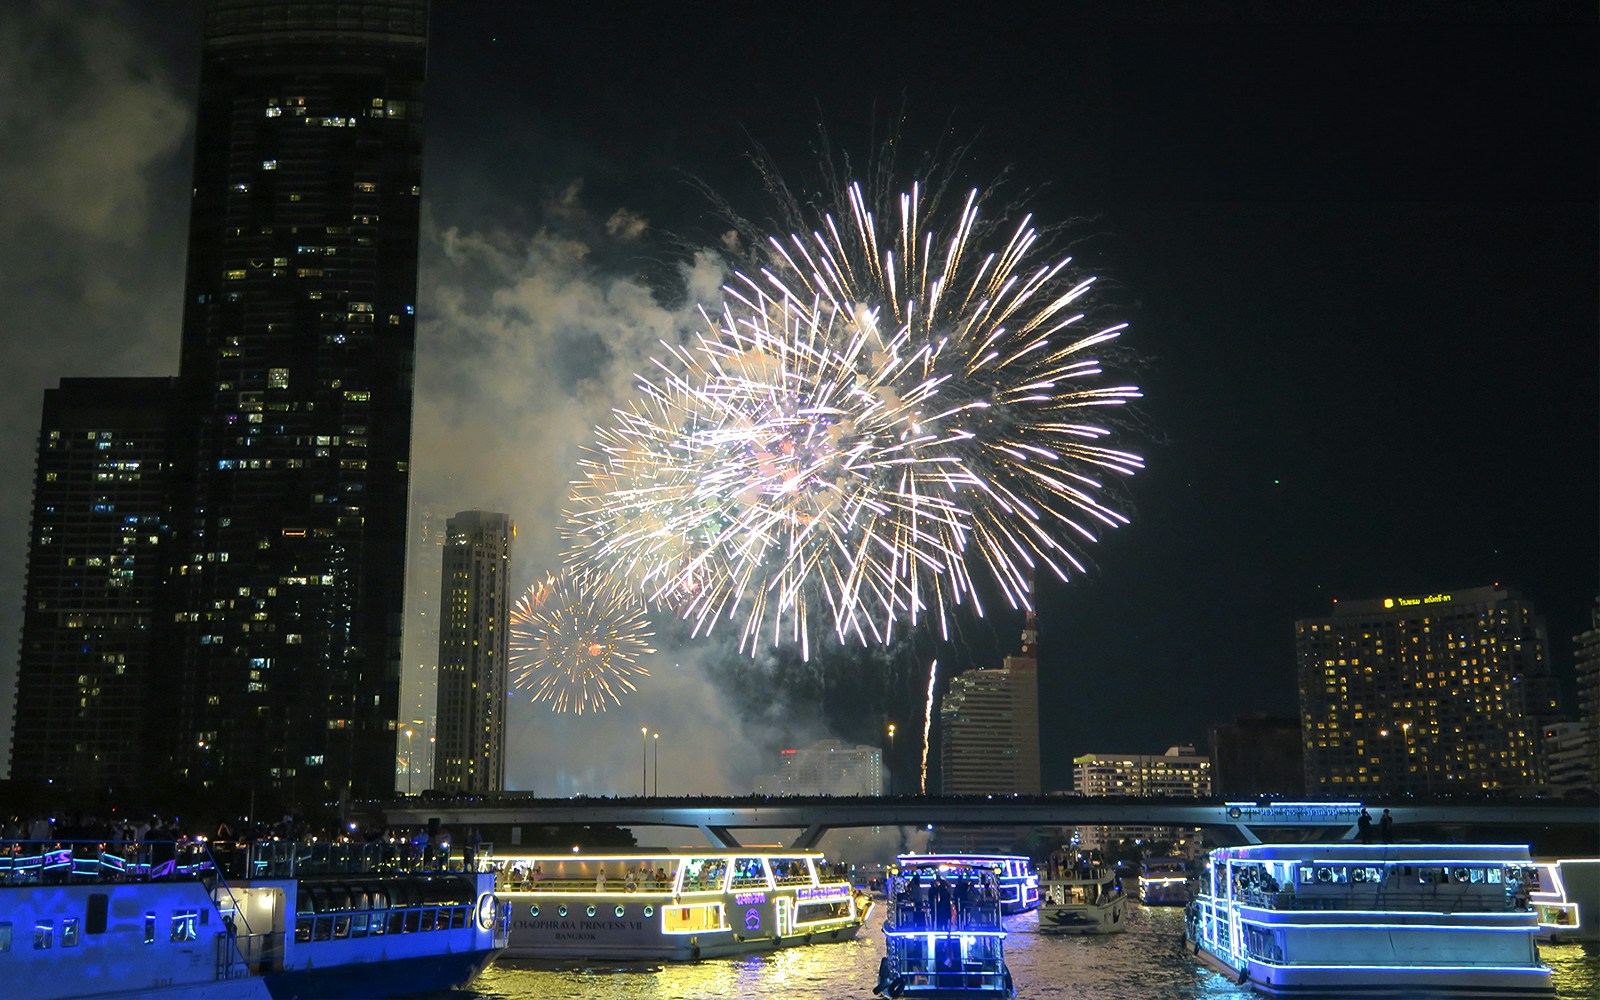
[433,511,512,794]
[1296,586,1558,795]
[162,0,429,803]
[1546,599,1600,795]
[939,617,1042,796]
[11,379,180,793]
[757,739,884,796]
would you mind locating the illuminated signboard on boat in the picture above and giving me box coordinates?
[734,892,767,906]
[796,887,850,902]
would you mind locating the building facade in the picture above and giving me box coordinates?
[1546,599,1600,796]
[1209,716,1305,799]
[1296,586,1559,795]
[1072,745,1211,854]
[163,0,429,804]
[939,618,1042,796]
[11,379,181,793]
[757,739,884,796]
[433,511,512,794]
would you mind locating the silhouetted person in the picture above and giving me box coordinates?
[1379,809,1393,844]
[1357,808,1373,844]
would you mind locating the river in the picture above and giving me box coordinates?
[426,904,1599,1000]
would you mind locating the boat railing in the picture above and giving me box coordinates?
[1230,882,1525,913]
[0,838,216,885]
[223,839,485,879]
[888,897,1003,933]
[498,876,677,893]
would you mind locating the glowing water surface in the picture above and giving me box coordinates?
[425,903,1597,1000]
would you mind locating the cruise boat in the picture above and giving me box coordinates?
[0,837,508,1000]
[1038,851,1126,934]
[484,847,870,960]
[1530,858,1600,943]
[896,854,1038,915]
[1139,855,1191,906]
[873,858,1014,998]
[1185,842,1553,998]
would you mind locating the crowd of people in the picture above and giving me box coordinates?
[894,870,1001,930]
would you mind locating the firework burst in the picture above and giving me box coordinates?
[510,571,657,714]
[567,180,1142,655]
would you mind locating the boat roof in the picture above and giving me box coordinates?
[489,847,830,862]
[1209,843,1535,863]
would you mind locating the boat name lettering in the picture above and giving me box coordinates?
[735,892,767,905]
[796,887,848,901]
[515,918,644,933]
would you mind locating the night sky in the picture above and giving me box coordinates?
[0,2,1594,795]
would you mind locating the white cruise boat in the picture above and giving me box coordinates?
[1139,856,1191,906]
[1530,858,1599,943]
[1038,851,1126,934]
[873,858,1014,998]
[0,837,507,1000]
[1185,843,1553,998]
[896,854,1039,915]
[485,847,869,960]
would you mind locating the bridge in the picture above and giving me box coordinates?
[374,796,1596,850]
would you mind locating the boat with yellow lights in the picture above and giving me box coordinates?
[484,847,869,960]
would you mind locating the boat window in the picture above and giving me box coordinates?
[351,913,369,938]
[86,893,109,935]
[731,857,768,888]
[419,909,436,932]
[171,911,199,943]
[386,912,404,935]
[452,906,467,929]
[404,910,421,934]
[333,915,351,939]
[312,916,332,942]
[61,919,79,947]
[144,912,156,945]
[295,917,312,943]
[683,858,727,891]
[643,906,654,918]
[34,921,52,950]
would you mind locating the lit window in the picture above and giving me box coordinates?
[262,159,277,169]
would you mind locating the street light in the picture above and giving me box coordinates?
[653,732,660,796]
[404,729,415,795]
[641,726,649,797]
[887,723,896,795]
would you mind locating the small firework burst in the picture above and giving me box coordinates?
[510,570,656,714]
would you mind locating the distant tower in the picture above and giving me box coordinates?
[939,612,1042,796]
[1297,586,1559,796]
[11,379,181,793]
[434,511,512,793]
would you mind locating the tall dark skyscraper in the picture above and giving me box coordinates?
[164,0,429,803]
[12,379,181,793]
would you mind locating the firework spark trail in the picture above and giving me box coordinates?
[565,180,1142,655]
[921,658,939,795]
[509,571,656,714]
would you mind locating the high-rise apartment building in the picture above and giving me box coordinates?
[162,0,429,803]
[434,511,512,794]
[11,379,181,793]
[1546,599,1600,795]
[1296,586,1559,795]
[939,617,1042,796]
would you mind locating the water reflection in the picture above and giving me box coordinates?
[438,904,1600,1000]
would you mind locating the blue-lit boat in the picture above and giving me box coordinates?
[895,853,1039,915]
[1185,843,1553,998]
[0,837,508,1000]
[873,858,1014,999]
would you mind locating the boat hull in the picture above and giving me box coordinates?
[263,947,499,999]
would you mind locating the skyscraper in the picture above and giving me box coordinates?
[939,616,1042,796]
[1297,586,1559,795]
[11,379,180,794]
[1071,745,1210,853]
[434,511,512,794]
[164,0,429,803]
